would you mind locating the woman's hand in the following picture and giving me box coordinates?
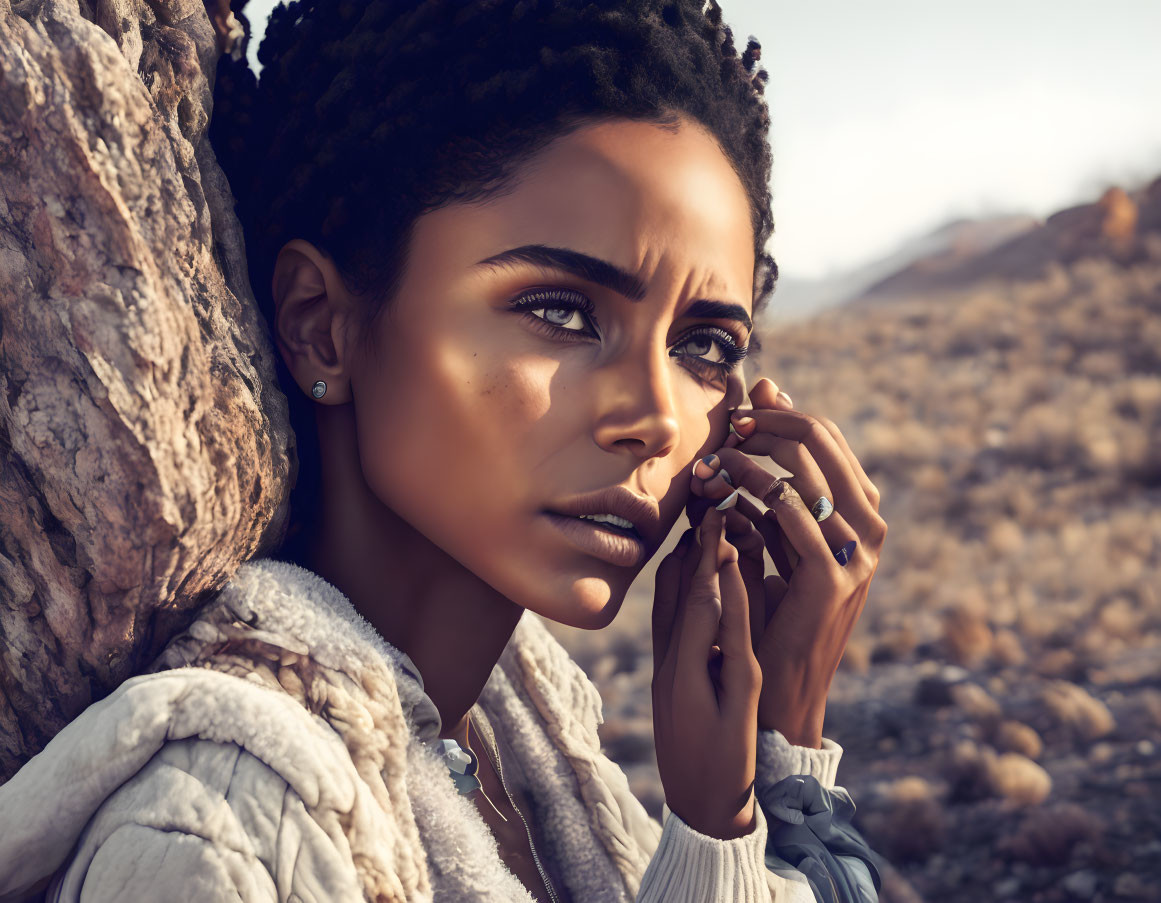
[687,378,887,748]
[651,505,763,840]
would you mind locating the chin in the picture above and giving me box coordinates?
[523,573,630,630]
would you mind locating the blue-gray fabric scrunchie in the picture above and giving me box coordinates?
[758,774,882,903]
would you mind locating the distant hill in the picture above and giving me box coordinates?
[858,176,1161,301]
[763,214,1039,324]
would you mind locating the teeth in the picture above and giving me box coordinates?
[577,512,635,531]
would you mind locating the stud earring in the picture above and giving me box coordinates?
[311,379,327,399]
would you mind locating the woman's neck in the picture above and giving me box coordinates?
[300,405,526,744]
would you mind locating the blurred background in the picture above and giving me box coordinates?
[239,3,1161,900]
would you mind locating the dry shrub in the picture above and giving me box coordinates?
[862,776,947,864]
[999,803,1100,865]
[992,629,1028,666]
[986,752,1053,805]
[993,720,1045,759]
[942,605,994,667]
[950,682,1002,723]
[1097,597,1142,639]
[1039,680,1116,740]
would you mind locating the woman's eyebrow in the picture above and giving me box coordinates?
[473,243,752,332]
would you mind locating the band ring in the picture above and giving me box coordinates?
[811,496,834,522]
[832,540,857,567]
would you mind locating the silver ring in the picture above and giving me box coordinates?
[811,496,834,522]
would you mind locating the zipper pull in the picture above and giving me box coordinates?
[429,737,508,822]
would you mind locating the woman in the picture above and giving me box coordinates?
[0,0,884,900]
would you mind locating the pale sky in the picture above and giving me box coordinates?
[245,0,1161,279]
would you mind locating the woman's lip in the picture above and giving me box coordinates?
[541,512,646,568]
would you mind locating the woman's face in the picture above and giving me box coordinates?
[337,114,754,629]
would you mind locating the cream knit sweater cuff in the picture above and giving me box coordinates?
[637,801,771,902]
[634,729,843,902]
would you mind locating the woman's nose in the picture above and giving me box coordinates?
[590,345,681,460]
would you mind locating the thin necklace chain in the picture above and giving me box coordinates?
[464,713,508,822]
[467,711,562,903]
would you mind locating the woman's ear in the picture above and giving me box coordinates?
[271,239,356,405]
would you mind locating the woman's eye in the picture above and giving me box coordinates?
[538,307,589,331]
[673,333,728,365]
[509,289,599,338]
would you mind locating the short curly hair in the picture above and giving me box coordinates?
[209,0,778,560]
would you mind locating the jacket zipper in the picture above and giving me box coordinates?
[473,714,561,903]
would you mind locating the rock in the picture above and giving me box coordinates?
[942,605,994,667]
[1098,597,1140,639]
[992,629,1027,667]
[0,0,293,781]
[862,776,947,863]
[1061,869,1099,900]
[1000,803,1097,865]
[1113,874,1153,900]
[994,720,1044,759]
[986,752,1052,805]
[951,681,1002,722]
[1040,680,1116,740]
[839,636,872,674]
[870,625,918,664]
[944,739,996,802]
[1099,186,1138,248]
[915,665,971,706]
[1036,649,1081,679]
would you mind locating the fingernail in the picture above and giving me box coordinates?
[715,488,740,510]
[692,454,720,480]
[834,539,856,566]
[731,412,755,429]
[705,468,733,494]
[777,390,793,408]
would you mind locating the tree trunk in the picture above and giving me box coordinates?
[0,0,294,784]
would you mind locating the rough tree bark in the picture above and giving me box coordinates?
[0,0,294,784]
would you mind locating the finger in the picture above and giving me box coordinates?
[722,507,766,652]
[764,480,861,572]
[730,409,877,536]
[673,507,732,709]
[652,530,692,669]
[718,436,848,551]
[705,476,796,580]
[814,414,881,513]
[763,573,788,631]
[677,519,704,603]
[685,492,714,530]
[715,546,759,719]
[747,377,792,412]
[690,457,806,579]
[725,490,796,577]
